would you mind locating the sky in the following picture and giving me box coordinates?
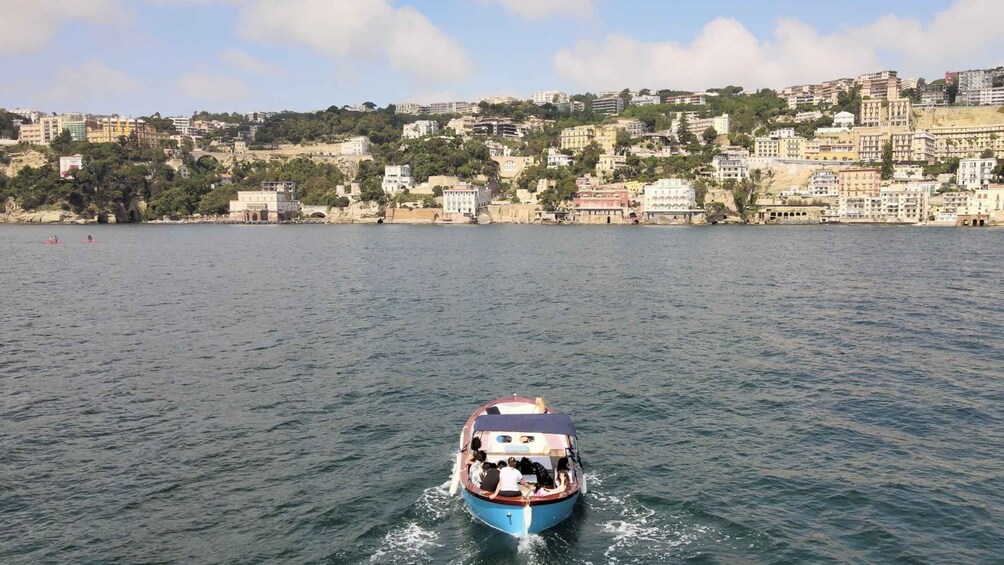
[1,0,1003,116]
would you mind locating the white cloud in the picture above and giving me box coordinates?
[220,48,281,75]
[0,0,129,53]
[237,0,473,82]
[177,73,252,101]
[479,0,593,20]
[39,60,143,110]
[553,0,1004,91]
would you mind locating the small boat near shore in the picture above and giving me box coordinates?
[449,396,585,536]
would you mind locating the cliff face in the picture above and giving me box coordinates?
[3,150,48,177]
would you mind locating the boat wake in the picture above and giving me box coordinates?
[586,471,763,563]
[368,522,441,564]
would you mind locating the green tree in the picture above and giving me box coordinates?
[702,127,718,144]
[880,142,894,180]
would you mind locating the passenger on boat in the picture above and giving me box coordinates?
[536,457,571,496]
[490,457,534,500]
[534,397,547,413]
[479,462,499,493]
[469,450,487,487]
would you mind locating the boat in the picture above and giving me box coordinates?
[449,396,586,536]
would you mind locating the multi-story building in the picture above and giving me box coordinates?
[959,87,1004,106]
[890,132,914,162]
[591,96,624,115]
[930,124,1004,159]
[962,185,1004,218]
[838,195,884,221]
[711,154,749,181]
[754,135,806,160]
[547,148,572,168]
[381,165,413,194]
[808,169,839,197]
[17,123,44,144]
[479,95,518,105]
[443,183,491,217]
[613,118,646,137]
[395,103,426,115]
[341,136,370,155]
[912,131,937,163]
[228,181,300,222]
[664,93,713,106]
[859,99,884,127]
[919,85,948,107]
[880,186,930,222]
[958,158,997,190]
[169,116,192,135]
[426,101,475,115]
[597,154,627,175]
[630,94,661,106]
[402,120,439,139]
[472,119,525,139]
[531,90,568,105]
[857,132,884,163]
[86,117,164,145]
[673,114,730,137]
[19,115,71,145]
[559,125,617,153]
[888,98,912,127]
[642,178,696,217]
[446,115,476,136]
[794,111,823,123]
[857,70,900,100]
[832,111,855,128]
[572,188,630,222]
[838,168,881,197]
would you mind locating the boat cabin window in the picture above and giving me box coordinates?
[519,435,535,444]
[496,435,512,443]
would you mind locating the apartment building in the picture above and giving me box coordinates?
[911,131,937,163]
[838,168,881,197]
[381,165,413,194]
[341,136,371,155]
[958,158,997,190]
[808,169,839,197]
[559,125,617,153]
[532,91,568,105]
[930,124,1004,159]
[643,178,696,217]
[402,120,439,139]
[591,96,624,115]
[857,70,900,100]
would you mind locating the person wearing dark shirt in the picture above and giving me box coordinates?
[479,462,500,494]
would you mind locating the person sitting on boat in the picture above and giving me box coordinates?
[489,457,534,500]
[534,397,547,414]
[536,457,571,496]
[469,450,487,487]
[465,437,482,469]
[479,461,499,494]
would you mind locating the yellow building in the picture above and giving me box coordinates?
[838,168,881,197]
[559,125,617,153]
[86,117,168,145]
[929,124,1004,160]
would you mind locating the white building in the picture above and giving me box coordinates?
[614,118,646,137]
[446,115,476,136]
[168,116,192,135]
[631,94,661,106]
[881,186,930,223]
[808,169,839,197]
[228,181,300,222]
[547,148,572,169]
[838,196,884,221]
[962,185,1004,218]
[395,103,425,115]
[597,154,627,175]
[59,155,83,178]
[712,154,749,181]
[443,183,491,216]
[532,90,569,105]
[832,111,855,128]
[957,158,997,190]
[381,165,413,194]
[672,114,730,137]
[341,136,371,155]
[402,120,439,139]
[642,178,696,217]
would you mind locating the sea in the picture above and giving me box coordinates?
[1,224,1002,564]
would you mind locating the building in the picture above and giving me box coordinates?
[480,95,518,105]
[838,168,881,197]
[962,185,1004,220]
[492,155,535,180]
[59,155,83,178]
[959,87,1004,106]
[919,85,948,107]
[880,185,930,222]
[838,195,883,221]
[244,111,275,123]
[427,101,475,115]
[597,154,627,175]
[754,135,806,160]
[381,165,413,194]
[547,148,572,168]
[613,119,646,137]
[446,115,476,136]
[472,120,524,139]
[591,96,624,115]
[642,178,696,219]
[559,125,617,153]
[572,188,630,222]
[86,117,165,145]
[888,98,912,128]
[857,70,900,100]
[673,114,730,137]
[712,154,749,181]
[859,99,883,127]
[929,124,1004,160]
[19,115,72,145]
[169,116,192,135]
[17,123,44,144]
[228,181,300,222]
[958,158,997,190]
[531,90,568,105]
[395,103,426,115]
[808,169,839,197]
[664,93,713,105]
[341,136,371,155]
[912,131,937,163]
[833,111,855,128]
[402,120,439,139]
[857,132,883,163]
[631,94,661,106]
[794,111,823,123]
[443,183,491,217]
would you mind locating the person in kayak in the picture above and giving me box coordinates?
[87,235,93,242]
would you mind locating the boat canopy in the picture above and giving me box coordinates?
[473,413,577,437]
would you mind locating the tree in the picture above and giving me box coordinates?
[702,127,718,145]
[615,129,632,152]
[880,141,894,180]
[49,129,74,156]
[676,114,697,145]
[359,177,385,203]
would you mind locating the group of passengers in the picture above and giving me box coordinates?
[466,437,571,500]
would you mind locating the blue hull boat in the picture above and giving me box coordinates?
[449,396,586,537]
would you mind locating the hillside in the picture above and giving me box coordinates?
[915,106,1004,129]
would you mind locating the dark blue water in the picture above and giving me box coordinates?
[1,225,1002,564]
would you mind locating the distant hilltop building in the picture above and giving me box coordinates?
[531,90,569,106]
[228,181,300,222]
[402,120,439,139]
[591,96,624,115]
[341,135,371,156]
